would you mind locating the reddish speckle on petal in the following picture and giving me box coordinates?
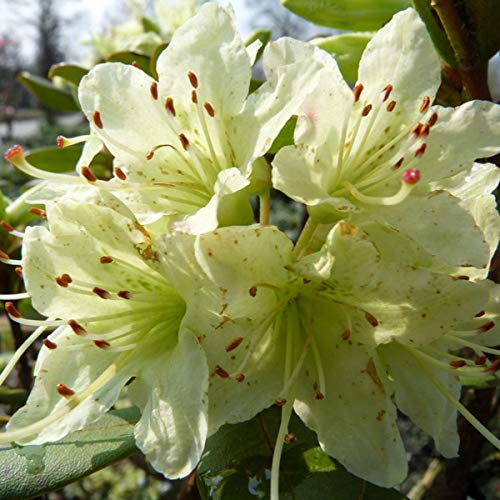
[401,168,421,185]
[93,111,103,129]
[56,383,75,397]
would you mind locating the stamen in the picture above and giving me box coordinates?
[55,273,73,287]
[381,84,393,102]
[394,157,405,169]
[114,167,127,181]
[475,356,487,365]
[428,112,438,127]
[100,256,113,264]
[315,390,325,400]
[203,102,215,117]
[92,287,111,299]
[81,166,97,183]
[235,373,245,382]
[165,97,176,116]
[118,291,131,299]
[341,329,350,340]
[284,433,297,443]
[15,267,23,278]
[179,134,189,151]
[93,111,103,129]
[450,360,467,368]
[414,143,427,158]
[28,207,47,220]
[188,71,198,88]
[150,82,158,100]
[191,90,198,104]
[364,311,378,327]
[1,221,14,232]
[484,359,500,373]
[43,339,58,349]
[478,321,495,332]
[0,292,29,300]
[418,124,431,139]
[275,397,287,407]
[362,104,372,117]
[56,383,75,397]
[475,311,485,317]
[352,83,363,102]
[68,320,87,335]
[225,337,243,352]
[5,301,21,318]
[93,339,111,349]
[419,96,431,113]
[386,100,397,112]
[214,365,229,378]
[249,286,257,297]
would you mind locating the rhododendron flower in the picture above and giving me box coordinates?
[157,222,499,496]
[0,191,208,479]
[272,8,500,270]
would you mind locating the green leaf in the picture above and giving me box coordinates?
[150,42,169,79]
[48,64,89,87]
[106,52,153,76]
[268,116,297,155]
[281,0,411,31]
[245,29,272,63]
[0,407,140,498]
[17,72,80,112]
[0,387,27,406]
[312,32,373,82]
[197,406,407,500]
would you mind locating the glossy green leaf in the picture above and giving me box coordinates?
[281,0,410,31]
[48,64,89,87]
[0,387,27,406]
[245,29,272,63]
[106,52,152,76]
[0,407,140,498]
[17,72,80,112]
[312,32,373,82]
[197,406,407,500]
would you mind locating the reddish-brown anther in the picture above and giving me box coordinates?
[381,84,393,102]
[81,166,97,183]
[428,112,438,127]
[414,143,427,158]
[94,339,111,349]
[419,95,431,113]
[315,390,325,400]
[165,97,176,116]
[362,104,372,117]
[410,123,423,137]
[203,102,215,117]
[386,100,397,112]
[478,321,495,332]
[1,220,14,232]
[352,83,364,102]
[15,267,23,279]
[118,290,131,299]
[284,433,297,443]
[179,134,189,150]
[484,359,500,373]
[401,168,421,185]
[341,329,351,341]
[418,123,431,139]
[68,319,86,335]
[214,365,230,378]
[474,356,487,366]
[188,71,199,88]
[43,338,58,349]
[114,167,127,180]
[93,287,110,299]
[191,90,198,104]
[0,249,10,260]
[450,360,467,368]
[249,286,257,297]
[56,273,73,287]
[364,311,379,327]
[275,397,287,407]
[100,256,113,264]
[455,275,470,281]
[5,301,22,318]
[394,157,405,169]
[150,81,158,100]
[475,310,486,318]
[29,207,47,220]
[93,111,103,129]
[235,373,245,382]
[56,383,75,397]
[225,337,243,352]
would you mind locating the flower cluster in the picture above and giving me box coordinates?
[1,3,500,497]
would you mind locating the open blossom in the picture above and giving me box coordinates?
[75,2,327,232]
[0,191,208,479]
[157,222,500,491]
[272,8,500,270]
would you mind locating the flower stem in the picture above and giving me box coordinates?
[259,191,270,226]
[270,396,295,500]
[292,218,318,260]
[430,0,491,100]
